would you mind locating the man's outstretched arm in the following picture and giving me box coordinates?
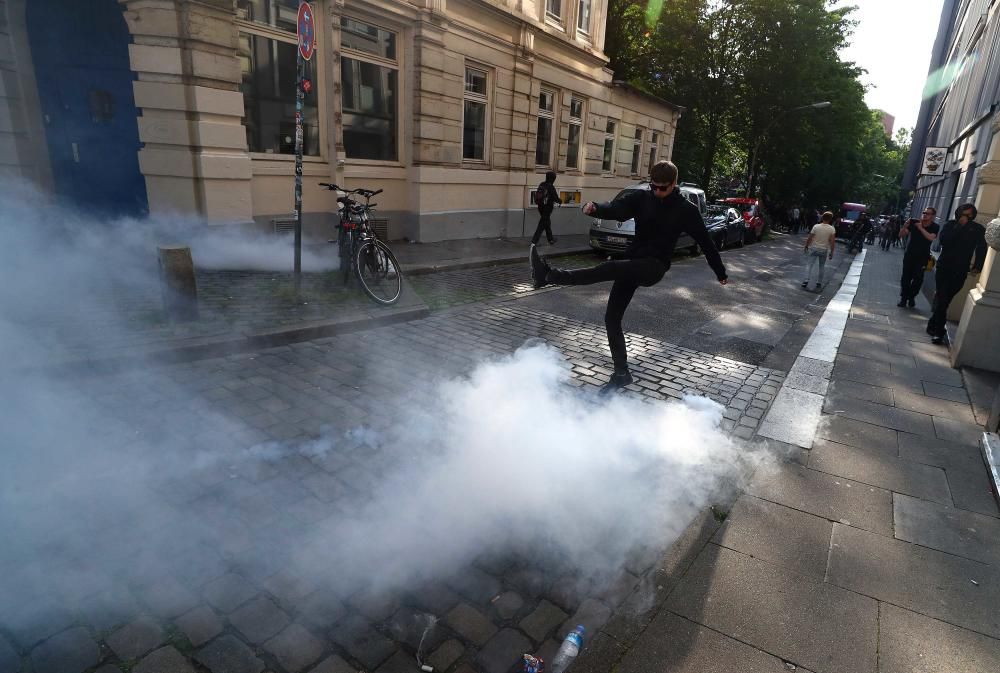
[685,214,728,284]
[583,190,641,222]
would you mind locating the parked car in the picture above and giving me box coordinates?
[718,197,765,242]
[705,205,748,249]
[589,182,707,256]
[836,202,867,240]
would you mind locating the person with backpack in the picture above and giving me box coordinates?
[528,161,728,393]
[531,171,564,245]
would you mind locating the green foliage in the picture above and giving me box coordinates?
[604,0,906,211]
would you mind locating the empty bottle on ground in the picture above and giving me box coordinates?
[550,625,585,673]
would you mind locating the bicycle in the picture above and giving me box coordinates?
[319,183,403,305]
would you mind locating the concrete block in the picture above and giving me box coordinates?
[748,462,893,535]
[894,493,1000,564]
[816,415,898,454]
[616,610,814,673]
[665,544,877,673]
[827,523,1000,639]
[808,439,951,504]
[712,495,833,579]
[878,603,1000,673]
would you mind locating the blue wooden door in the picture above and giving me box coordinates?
[27,0,148,217]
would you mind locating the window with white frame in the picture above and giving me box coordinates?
[546,0,562,20]
[566,97,584,170]
[630,128,643,174]
[648,132,659,169]
[535,89,556,166]
[602,120,616,173]
[340,17,399,162]
[577,0,592,35]
[463,67,489,161]
[237,0,320,155]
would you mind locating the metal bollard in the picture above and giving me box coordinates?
[157,246,199,322]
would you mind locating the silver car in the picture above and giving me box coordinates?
[589,182,707,256]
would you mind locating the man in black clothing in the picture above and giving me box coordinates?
[848,214,872,254]
[897,207,939,308]
[926,203,988,344]
[531,171,563,245]
[529,161,728,392]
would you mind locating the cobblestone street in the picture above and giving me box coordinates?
[2,295,784,673]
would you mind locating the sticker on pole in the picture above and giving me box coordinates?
[297,2,316,61]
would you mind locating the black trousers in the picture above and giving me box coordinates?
[549,257,667,372]
[927,269,968,337]
[531,212,554,244]
[899,254,927,300]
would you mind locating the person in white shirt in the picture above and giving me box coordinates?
[802,211,837,291]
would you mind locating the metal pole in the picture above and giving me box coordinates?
[293,1,304,291]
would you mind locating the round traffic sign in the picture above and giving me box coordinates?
[297,2,316,61]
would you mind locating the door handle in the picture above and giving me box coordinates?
[71,143,80,163]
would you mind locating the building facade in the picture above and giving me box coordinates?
[903,0,1000,376]
[0,0,681,243]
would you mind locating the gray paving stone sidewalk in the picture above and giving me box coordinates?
[596,247,1000,673]
[0,301,784,673]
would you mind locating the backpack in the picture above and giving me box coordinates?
[536,182,553,210]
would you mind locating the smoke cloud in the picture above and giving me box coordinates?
[0,182,767,655]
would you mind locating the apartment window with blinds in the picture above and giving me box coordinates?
[602,120,616,173]
[566,97,584,170]
[340,17,399,161]
[648,132,659,169]
[463,67,489,161]
[535,89,556,166]
[237,0,319,155]
[630,128,643,174]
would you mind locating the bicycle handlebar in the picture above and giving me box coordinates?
[319,183,382,199]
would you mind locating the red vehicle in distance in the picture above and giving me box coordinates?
[836,202,867,240]
[719,198,765,242]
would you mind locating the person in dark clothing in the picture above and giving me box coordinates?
[531,171,563,245]
[926,203,988,344]
[897,207,939,308]
[848,214,872,253]
[529,161,728,392]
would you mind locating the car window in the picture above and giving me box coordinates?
[614,188,644,200]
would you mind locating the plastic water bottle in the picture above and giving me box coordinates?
[550,625,585,673]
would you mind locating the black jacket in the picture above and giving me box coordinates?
[937,219,988,275]
[536,181,561,215]
[593,187,727,280]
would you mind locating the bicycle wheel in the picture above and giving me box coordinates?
[339,229,353,285]
[354,239,402,305]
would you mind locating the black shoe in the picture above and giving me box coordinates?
[548,237,558,245]
[907,298,915,308]
[801,281,809,288]
[599,370,634,395]
[814,283,822,292]
[529,244,550,289]
[931,335,946,345]
[897,299,907,307]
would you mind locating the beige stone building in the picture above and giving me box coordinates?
[0,0,681,243]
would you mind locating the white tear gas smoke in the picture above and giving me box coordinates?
[287,344,767,596]
[0,181,770,646]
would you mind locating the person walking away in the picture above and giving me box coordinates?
[848,214,872,254]
[528,161,728,392]
[897,208,939,308]
[802,211,836,291]
[878,218,892,251]
[926,203,988,344]
[532,171,563,245]
[792,206,801,234]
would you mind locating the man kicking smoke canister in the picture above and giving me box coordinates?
[529,160,729,393]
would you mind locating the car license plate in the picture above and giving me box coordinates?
[607,236,627,244]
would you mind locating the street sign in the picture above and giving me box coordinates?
[297,2,316,62]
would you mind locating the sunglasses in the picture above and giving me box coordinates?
[651,183,672,192]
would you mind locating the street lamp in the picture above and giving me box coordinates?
[745,101,832,198]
